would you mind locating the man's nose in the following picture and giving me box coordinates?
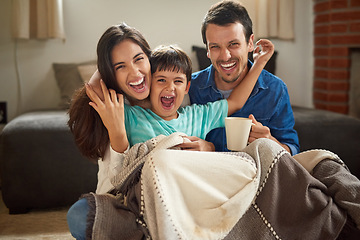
[219,48,231,61]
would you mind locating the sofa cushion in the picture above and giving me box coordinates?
[293,106,360,178]
[0,111,98,213]
[53,60,96,109]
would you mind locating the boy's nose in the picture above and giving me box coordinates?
[165,82,175,91]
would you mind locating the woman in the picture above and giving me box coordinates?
[68,23,152,162]
[67,23,213,240]
[67,23,152,239]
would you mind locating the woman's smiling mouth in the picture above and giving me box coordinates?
[129,77,146,92]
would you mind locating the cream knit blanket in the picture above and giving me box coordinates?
[86,134,360,239]
[141,143,260,240]
[109,132,259,240]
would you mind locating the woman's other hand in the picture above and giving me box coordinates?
[86,80,129,153]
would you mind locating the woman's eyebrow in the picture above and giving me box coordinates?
[113,52,144,67]
[133,52,144,59]
[113,61,124,67]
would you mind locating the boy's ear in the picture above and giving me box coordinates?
[185,81,191,93]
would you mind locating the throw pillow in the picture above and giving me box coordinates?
[53,60,96,109]
[77,64,98,83]
[192,46,211,71]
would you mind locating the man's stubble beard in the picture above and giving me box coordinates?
[217,61,248,85]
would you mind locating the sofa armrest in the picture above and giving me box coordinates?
[293,106,360,179]
[0,111,98,213]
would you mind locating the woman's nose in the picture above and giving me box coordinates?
[129,64,140,76]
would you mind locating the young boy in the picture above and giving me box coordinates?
[92,41,273,152]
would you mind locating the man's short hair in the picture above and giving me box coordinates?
[201,0,253,45]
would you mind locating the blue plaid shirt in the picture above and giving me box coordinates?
[189,61,300,155]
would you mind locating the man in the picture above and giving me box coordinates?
[188,0,300,155]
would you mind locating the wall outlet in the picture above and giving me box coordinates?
[0,102,7,124]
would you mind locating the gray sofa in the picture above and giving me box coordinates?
[1,107,360,214]
[0,111,98,214]
[293,106,360,178]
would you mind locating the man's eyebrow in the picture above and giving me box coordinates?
[208,39,239,45]
[113,52,144,67]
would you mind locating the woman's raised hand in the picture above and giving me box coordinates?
[86,80,129,153]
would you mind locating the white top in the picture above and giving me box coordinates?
[96,145,127,194]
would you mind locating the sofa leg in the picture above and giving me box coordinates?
[8,207,30,215]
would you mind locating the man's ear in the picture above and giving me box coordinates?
[206,45,210,59]
[248,34,255,52]
[185,81,191,93]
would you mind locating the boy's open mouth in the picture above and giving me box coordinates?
[129,78,146,92]
[161,96,175,109]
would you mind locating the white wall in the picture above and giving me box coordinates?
[272,0,314,108]
[0,0,313,122]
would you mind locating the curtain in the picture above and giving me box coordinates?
[12,0,65,39]
[242,0,294,40]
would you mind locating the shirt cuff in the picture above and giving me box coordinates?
[287,143,299,156]
[110,144,129,155]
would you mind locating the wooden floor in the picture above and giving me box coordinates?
[0,190,74,239]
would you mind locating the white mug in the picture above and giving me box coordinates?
[225,117,253,151]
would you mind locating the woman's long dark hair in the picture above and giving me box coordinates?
[68,23,151,161]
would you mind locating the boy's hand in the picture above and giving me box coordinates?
[176,136,215,151]
[87,69,105,101]
[252,39,274,66]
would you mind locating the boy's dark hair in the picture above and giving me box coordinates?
[150,45,192,83]
[201,0,253,45]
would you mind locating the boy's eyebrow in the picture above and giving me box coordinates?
[113,52,144,67]
[155,73,186,80]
